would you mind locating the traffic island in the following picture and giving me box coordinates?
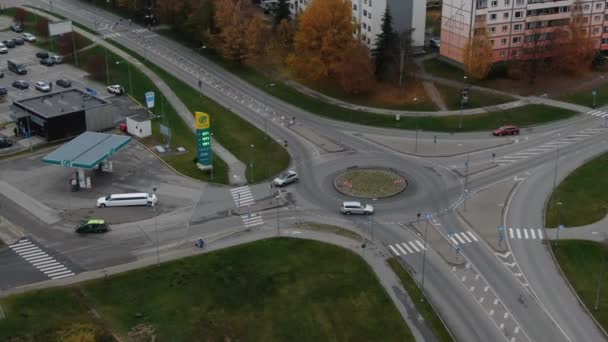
[334,168,407,199]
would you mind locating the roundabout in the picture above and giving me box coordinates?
[334,168,407,199]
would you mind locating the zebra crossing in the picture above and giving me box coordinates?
[9,239,75,280]
[230,186,265,228]
[587,109,608,118]
[388,239,427,256]
[131,28,148,34]
[103,32,121,39]
[508,228,544,240]
[494,127,607,166]
[448,231,479,245]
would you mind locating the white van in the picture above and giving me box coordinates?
[97,193,158,208]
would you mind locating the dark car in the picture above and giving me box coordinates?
[0,138,13,148]
[12,80,28,89]
[10,24,23,33]
[13,38,24,45]
[56,79,71,88]
[76,219,109,234]
[0,87,8,95]
[2,40,15,48]
[493,125,520,136]
[35,51,50,59]
[40,58,54,66]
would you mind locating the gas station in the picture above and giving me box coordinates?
[42,131,132,190]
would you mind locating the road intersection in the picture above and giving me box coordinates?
[0,1,607,341]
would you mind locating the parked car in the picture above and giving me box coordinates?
[107,84,124,95]
[2,40,15,48]
[0,138,13,148]
[35,81,51,92]
[0,87,8,96]
[13,38,24,46]
[56,79,71,88]
[493,125,520,136]
[10,24,23,33]
[22,33,36,42]
[40,57,54,66]
[0,43,7,54]
[76,219,109,234]
[50,55,63,64]
[12,80,28,89]
[340,201,374,215]
[35,51,50,59]
[273,170,298,187]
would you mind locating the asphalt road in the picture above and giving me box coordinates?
[1,1,607,341]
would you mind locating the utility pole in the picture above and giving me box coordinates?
[276,195,280,236]
[153,187,160,266]
[464,153,470,211]
[420,213,430,302]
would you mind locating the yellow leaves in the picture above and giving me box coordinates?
[463,31,494,81]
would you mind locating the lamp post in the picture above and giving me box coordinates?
[420,213,430,302]
[276,195,280,236]
[104,43,110,85]
[552,134,561,207]
[115,60,133,95]
[413,97,419,153]
[556,201,563,244]
[152,187,160,266]
[263,83,276,138]
[249,144,255,183]
[197,45,206,100]
[459,76,467,129]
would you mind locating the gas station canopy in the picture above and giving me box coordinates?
[42,131,132,169]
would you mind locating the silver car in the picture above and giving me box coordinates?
[341,201,374,215]
[273,170,298,187]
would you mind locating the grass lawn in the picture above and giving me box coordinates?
[551,240,608,332]
[293,222,363,241]
[423,58,466,82]
[434,83,514,110]
[335,169,406,198]
[388,258,454,342]
[559,82,608,108]
[546,152,608,228]
[111,41,291,183]
[0,238,415,342]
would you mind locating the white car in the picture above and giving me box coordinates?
[22,33,36,42]
[273,170,298,187]
[341,201,374,215]
[0,43,7,54]
[107,84,124,95]
[50,55,63,64]
[34,81,51,92]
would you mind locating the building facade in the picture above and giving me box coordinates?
[440,0,604,64]
[288,0,426,48]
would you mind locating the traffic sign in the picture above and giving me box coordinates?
[145,91,155,109]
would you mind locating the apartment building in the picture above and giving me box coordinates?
[440,0,604,64]
[288,0,426,48]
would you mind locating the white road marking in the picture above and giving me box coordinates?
[402,243,414,254]
[523,229,529,239]
[389,245,400,255]
[530,229,536,239]
[416,240,426,250]
[467,231,478,241]
[450,236,458,244]
[484,286,489,292]
[460,232,472,243]
[493,298,499,305]
[479,297,485,303]
[537,229,543,239]
[408,241,420,252]
[397,244,408,255]
[516,228,522,239]
[509,228,514,239]
[455,233,466,244]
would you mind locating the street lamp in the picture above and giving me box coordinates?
[420,213,429,302]
[115,60,133,95]
[556,201,563,244]
[459,75,467,129]
[413,97,419,153]
[250,144,255,183]
[552,134,561,207]
[152,187,160,266]
[197,45,206,99]
[263,83,276,138]
[276,195,280,236]
[104,43,110,85]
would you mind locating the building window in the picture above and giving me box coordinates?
[603,38,608,44]
[515,11,522,18]
[596,3,602,9]
[369,0,372,5]
[594,27,601,34]
[514,23,522,31]
[490,13,497,20]
[363,10,367,16]
[501,38,507,44]
[503,12,509,19]
[515,0,524,5]
[502,25,508,32]
[584,4,590,10]
[353,4,357,10]
[513,36,521,43]
[511,49,519,56]
[491,0,498,6]
[369,12,372,19]
[368,26,371,32]
[500,51,506,57]
[604,26,608,33]
[362,23,367,29]
[595,15,601,22]
[584,17,589,23]
[504,0,510,4]
[490,39,495,46]
[489,26,496,33]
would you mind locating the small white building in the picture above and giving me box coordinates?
[126,114,151,138]
[288,0,426,48]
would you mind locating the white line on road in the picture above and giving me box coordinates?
[516,228,522,239]
[509,228,514,239]
[455,233,466,244]
[489,309,495,316]
[450,236,458,244]
[493,298,499,305]
[538,229,544,239]
[402,243,413,254]
[531,229,536,239]
[484,286,489,292]
[396,244,408,255]
[389,245,400,255]
[51,272,75,280]
[416,240,426,250]
[467,231,478,241]
[479,297,484,303]
[460,232,472,243]
[523,229,529,239]
[408,241,420,252]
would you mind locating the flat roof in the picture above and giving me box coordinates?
[42,131,132,169]
[13,88,109,118]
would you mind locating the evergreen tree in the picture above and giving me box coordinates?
[372,6,398,81]
[274,0,291,26]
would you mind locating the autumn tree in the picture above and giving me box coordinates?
[511,27,560,84]
[288,0,358,83]
[274,0,291,26]
[337,43,376,94]
[372,6,398,81]
[35,17,49,37]
[213,0,267,64]
[554,7,596,75]
[14,8,26,26]
[463,28,494,80]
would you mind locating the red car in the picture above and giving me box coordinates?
[493,125,520,136]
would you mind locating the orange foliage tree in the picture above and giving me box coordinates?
[463,28,494,80]
[288,0,359,83]
[554,10,596,75]
[337,44,376,94]
[213,0,266,64]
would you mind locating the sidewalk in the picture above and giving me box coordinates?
[24,7,247,185]
[544,214,608,242]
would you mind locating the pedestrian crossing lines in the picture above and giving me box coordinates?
[448,231,479,245]
[241,212,264,228]
[230,186,255,207]
[508,228,544,240]
[494,127,607,166]
[9,239,75,280]
[102,33,121,39]
[131,28,148,34]
[388,240,427,256]
[587,109,608,118]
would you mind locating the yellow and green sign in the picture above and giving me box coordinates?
[195,112,212,167]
